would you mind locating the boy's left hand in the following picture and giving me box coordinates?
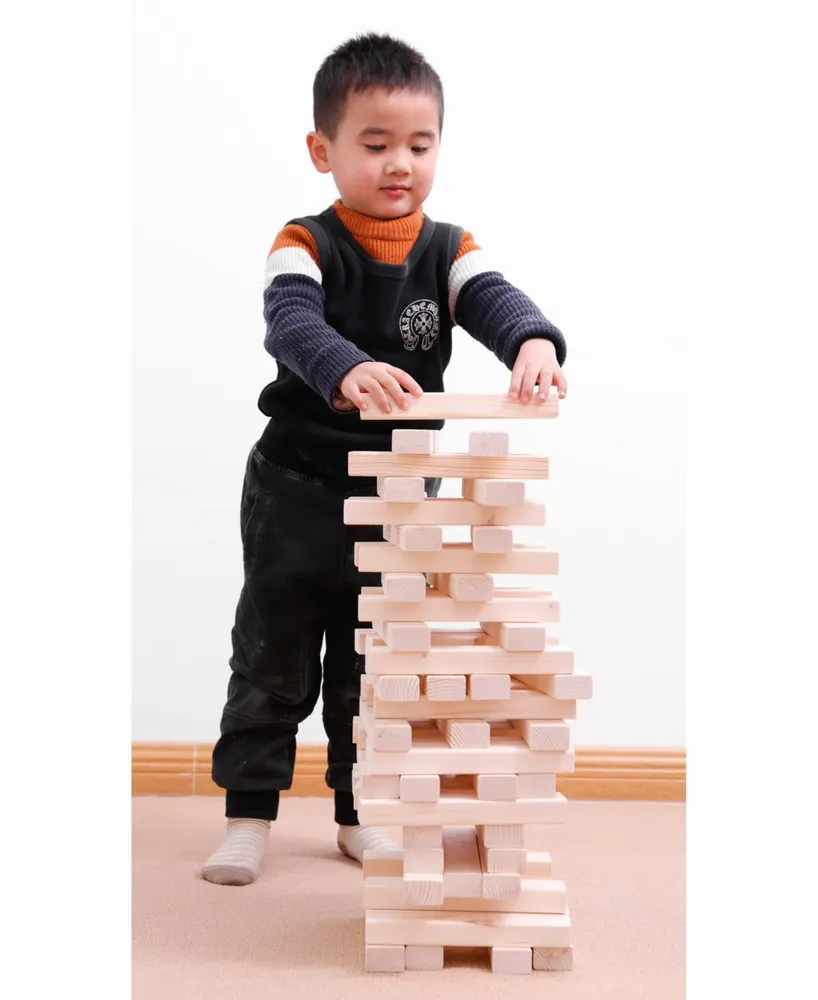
[509,338,567,403]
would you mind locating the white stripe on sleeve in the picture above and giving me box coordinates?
[264,245,322,290]
[447,249,496,321]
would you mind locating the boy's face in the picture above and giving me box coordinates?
[307,87,441,219]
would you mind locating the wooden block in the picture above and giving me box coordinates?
[491,947,532,975]
[403,874,444,907]
[366,857,402,879]
[478,824,525,848]
[477,826,525,900]
[405,945,444,970]
[382,572,427,602]
[482,621,547,651]
[524,851,553,877]
[469,674,511,700]
[373,684,575,721]
[462,478,525,506]
[344,496,546,527]
[381,523,400,546]
[355,541,558,575]
[365,875,568,914]
[361,588,558,624]
[437,718,490,749]
[352,716,365,749]
[400,774,441,803]
[471,525,514,553]
[363,848,404,877]
[360,703,569,757]
[484,847,527,874]
[433,572,495,602]
[404,826,443,849]
[351,452,549,480]
[366,910,572,949]
[533,946,573,971]
[481,872,522,900]
[374,620,431,652]
[358,729,575,778]
[477,826,522,899]
[361,774,401,799]
[392,429,439,454]
[442,827,483,899]
[356,791,567,827]
[425,674,467,701]
[365,632,574,676]
[518,774,557,798]
[371,719,412,752]
[403,847,444,874]
[541,647,575,673]
[376,675,421,703]
[469,431,510,457]
[474,773,518,801]
[521,673,593,700]
[360,674,375,702]
[377,476,426,503]
[365,944,406,973]
[512,719,571,751]
[355,627,376,654]
[359,392,559,421]
[383,523,443,551]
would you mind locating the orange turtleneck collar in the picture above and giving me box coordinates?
[333,198,424,265]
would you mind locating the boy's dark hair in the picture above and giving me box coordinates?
[313,33,444,141]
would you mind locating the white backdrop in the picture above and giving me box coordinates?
[132,0,685,747]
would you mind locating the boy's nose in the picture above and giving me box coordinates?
[385,158,411,177]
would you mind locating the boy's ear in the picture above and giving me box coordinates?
[306,132,332,174]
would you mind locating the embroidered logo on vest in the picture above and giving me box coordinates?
[399,299,440,351]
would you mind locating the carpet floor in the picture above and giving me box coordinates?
[133,795,685,1000]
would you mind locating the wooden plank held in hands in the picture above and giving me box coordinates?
[358,392,559,420]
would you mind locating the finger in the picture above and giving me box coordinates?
[362,376,392,413]
[389,366,424,397]
[380,373,410,410]
[345,384,366,411]
[536,368,553,402]
[508,361,526,399]
[520,365,539,403]
[554,368,568,399]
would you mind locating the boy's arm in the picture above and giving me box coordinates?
[263,225,374,408]
[448,233,568,385]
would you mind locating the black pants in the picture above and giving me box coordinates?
[211,443,439,825]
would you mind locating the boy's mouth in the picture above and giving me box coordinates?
[382,185,410,199]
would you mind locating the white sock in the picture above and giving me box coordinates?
[337,824,400,863]
[201,818,271,886]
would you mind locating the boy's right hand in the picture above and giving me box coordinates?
[337,362,423,414]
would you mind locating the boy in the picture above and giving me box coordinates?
[202,33,568,886]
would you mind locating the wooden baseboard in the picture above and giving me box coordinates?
[132,743,685,802]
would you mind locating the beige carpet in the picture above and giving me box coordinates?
[132,796,685,1000]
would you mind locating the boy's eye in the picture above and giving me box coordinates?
[364,144,431,154]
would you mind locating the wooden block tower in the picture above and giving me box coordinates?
[344,393,592,975]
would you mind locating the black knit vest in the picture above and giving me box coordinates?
[257,205,463,475]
